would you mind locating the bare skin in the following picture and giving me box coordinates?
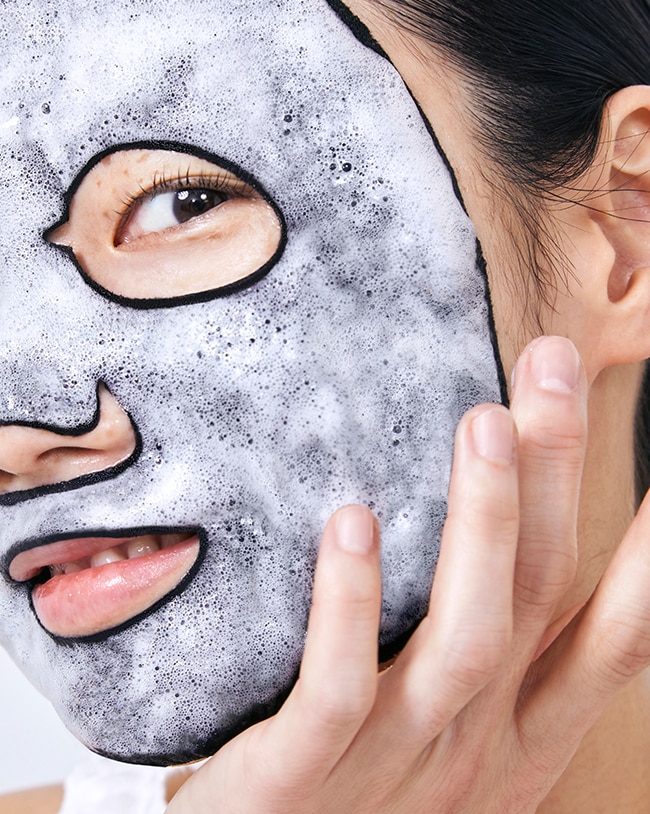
[0,786,63,814]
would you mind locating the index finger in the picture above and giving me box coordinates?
[259,505,382,791]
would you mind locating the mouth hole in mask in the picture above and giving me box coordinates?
[11,528,202,639]
[45,143,286,308]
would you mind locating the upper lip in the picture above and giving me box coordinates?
[7,527,199,583]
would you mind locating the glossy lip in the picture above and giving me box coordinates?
[6,527,204,640]
[9,530,194,582]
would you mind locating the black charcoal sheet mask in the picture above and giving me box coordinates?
[0,0,503,764]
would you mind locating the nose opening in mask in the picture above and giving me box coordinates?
[0,383,141,506]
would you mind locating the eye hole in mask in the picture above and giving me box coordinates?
[46,147,285,305]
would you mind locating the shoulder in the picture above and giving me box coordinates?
[0,785,63,814]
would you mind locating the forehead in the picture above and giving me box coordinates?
[0,0,428,215]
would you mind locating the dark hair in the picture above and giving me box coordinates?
[380,1,650,191]
[380,0,650,503]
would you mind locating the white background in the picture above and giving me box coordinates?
[0,647,87,794]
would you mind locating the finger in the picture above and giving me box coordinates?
[258,505,382,792]
[376,403,519,747]
[509,337,587,639]
[518,488,650,775]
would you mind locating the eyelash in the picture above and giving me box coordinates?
[117,168,254,228]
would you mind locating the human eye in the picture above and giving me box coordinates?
[47,148,284,305]
[117,171,256,244]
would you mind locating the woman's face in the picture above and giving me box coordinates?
[0,0,503,763]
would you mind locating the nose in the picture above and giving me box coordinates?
[0,385,138,498]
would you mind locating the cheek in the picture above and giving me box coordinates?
[481,260,524,381]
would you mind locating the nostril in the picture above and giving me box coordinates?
[0,386,138,498]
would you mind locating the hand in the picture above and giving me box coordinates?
[166,336,650,813]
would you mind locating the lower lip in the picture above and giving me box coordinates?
[32,536,200,638]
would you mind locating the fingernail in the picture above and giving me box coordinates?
[530,337,580,393]
[470,407,514,463]
[334,505,375,554]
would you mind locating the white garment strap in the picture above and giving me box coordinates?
[58,753,169,814]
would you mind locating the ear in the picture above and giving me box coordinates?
[555,86,650,376]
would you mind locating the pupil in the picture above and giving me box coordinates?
[173,188,226,222]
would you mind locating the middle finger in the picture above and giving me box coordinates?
[509,336,587,655]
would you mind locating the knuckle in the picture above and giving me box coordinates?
[445,481,520,550]
[453,492,519,534]
[313,581,378,625]
[241,743,306,805]
[520,418,586,468]
[515,546,577,608]
[515,718,570,780]
[345,583,381,614]
[402,623,511,736]
[312,682,375,728]
[441,623,512,689]
[595,614,650,686]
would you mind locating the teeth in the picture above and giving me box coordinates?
[90,547,127,568]
[50,561,84,577]
[161,533,187,549]
[126,536,161,559]
[42,533,192,580]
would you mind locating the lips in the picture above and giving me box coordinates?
[9,531,200,638]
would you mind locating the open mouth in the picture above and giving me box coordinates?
[9,530,201,638]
